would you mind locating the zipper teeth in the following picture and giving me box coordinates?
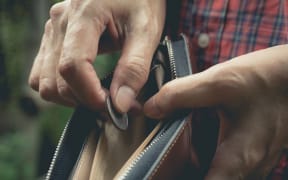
[118,132,166,180]
[166,39,177,79]
[46,38,177,180]
[118,39,177,179]
[45,119,71,180]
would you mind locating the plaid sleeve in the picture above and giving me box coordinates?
[176,0,288,179]
[177,0,288,71]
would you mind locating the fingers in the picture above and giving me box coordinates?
[205,107,281,180]
[109,35,157,113]
[29,2,77,107]
[143,64,248,119]
[30,0,112,109]
[56,73,77,104]
[39,34,76,106]
[29,20,51,91]
[58,16,106,109]
[108,0,166,113]
[50,2,78,105]
[143,71,219,119]
[30,0,166,111]
[110,21,165,113]
[204,133,268,180]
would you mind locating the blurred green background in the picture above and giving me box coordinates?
[0,0,69,179]
[0,0,118,179]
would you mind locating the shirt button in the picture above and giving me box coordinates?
[198,33,210,48]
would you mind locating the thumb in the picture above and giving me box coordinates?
[143,68,227,119]
[143,62,247,119]
[110,33,161,113]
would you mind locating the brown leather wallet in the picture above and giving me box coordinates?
[45,34,212,180]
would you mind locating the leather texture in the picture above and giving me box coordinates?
[148,116,199,180]
[115,35,199,179]
[46,34,200,180]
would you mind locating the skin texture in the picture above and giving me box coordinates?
[29,0,166,112]
[144,45,288,179]
[29,0,288,179]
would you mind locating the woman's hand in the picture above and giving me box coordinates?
[144,45,288,179]
[29,0,166,112]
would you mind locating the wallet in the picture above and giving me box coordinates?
[45,34,204,180]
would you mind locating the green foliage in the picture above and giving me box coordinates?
[94,52,120,79]
[40,105,73,144]
[0,1,66,179]
[0,1,121,179]
[1,18,28,93]
[51,0,62,3]
[0,133,35,180]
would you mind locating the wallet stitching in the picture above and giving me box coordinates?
[149,121,189,179]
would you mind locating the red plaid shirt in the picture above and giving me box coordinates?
[175,0,288,179]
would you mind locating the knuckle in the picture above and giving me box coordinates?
[70,0,82,10]
[70,0,95,15]
[121,58,149,86]
[209,66,245,93]
[131,12,162,40]
[58,85,71,98]
[28,75,39,91]
[214,142,266,177]
[58,57,77,77]
[211,147,246,178]
[49,2,68,32]
[44,20,52,33]
[39,79,57,101]
[244,148,266,169]
[49,2,65,20]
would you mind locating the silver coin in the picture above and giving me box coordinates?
[106,96,129,130]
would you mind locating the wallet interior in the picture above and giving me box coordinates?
[69,50,168,180]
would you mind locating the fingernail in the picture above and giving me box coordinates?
[115,86,135,113]
[144,97,163,119]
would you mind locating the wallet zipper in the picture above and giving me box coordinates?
[45,119,71,180]
[165,38,177,79]
[118,129,166,180]
[45,37,179,180]
[117,38,178,179]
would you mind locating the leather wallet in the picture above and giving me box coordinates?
[45,34,201,180]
